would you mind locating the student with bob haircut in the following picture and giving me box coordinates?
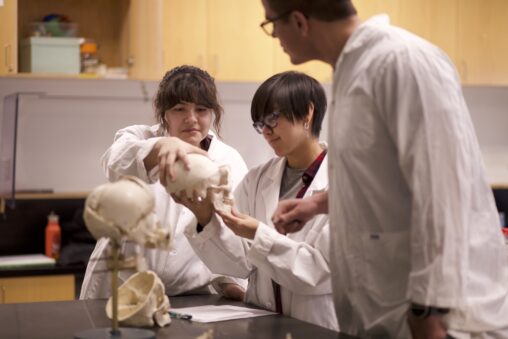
[182,71,339,331]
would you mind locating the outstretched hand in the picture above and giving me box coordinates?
[271,191,328,234]
[216,208,259,240]
[155,137,207,186]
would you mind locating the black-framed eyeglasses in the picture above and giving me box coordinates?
[260,10,292,36]
[252,112,280,134]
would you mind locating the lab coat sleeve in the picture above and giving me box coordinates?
[184,168,260,279]
[246,216,332,295]
[101,125,163,183]
[375,47,470,308]
[184,213,254,279]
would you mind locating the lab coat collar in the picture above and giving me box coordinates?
[333,15,391,101]
[260,157,286,220]
[341,14,390,56]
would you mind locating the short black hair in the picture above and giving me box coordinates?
[266,0,357,21]
[251,71,327,138]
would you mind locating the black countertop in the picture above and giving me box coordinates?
[0,263,86,278]
[0,294,356,339]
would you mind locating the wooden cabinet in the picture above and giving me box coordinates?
[354,0,458,68]
[206,0,274,82]
[457,0,508,85]
[2,0,507,84]
[0,0,17,75]
[395,0,459,67]
[162,0,208,71]
[127,0,164,80]
[0,275,74,304]
[4,0,162,79]
[274,48,332,83]
[163,0,274,82]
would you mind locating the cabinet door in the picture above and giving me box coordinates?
[396,0,458,67]
[206,0,274,82]
[0,275,75,304]
[273,51,332,84]
[354,0,399,21]
[162,0,208,71]
[128,0,164,80]
[458,0,508,85]
[0,0,17,75]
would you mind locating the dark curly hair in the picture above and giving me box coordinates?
[154,65,223,136]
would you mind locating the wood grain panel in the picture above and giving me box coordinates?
[18,0,130,68]
[0,275,75,304]
[0,0,18,74]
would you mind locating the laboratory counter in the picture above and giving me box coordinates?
[0,294,357,339]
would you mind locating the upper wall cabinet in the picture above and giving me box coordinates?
[0,0,17,75]
[354,0,459,70]
[127,0,164,80]
[162,0,208,71]
[2,0,508,84]
[457,0,508,85]
[2,0,163,79]
[163,0,274,82]
[206,0,274,82]
[354,0,508,85]
[395,0,458,67]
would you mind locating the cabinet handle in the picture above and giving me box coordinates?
[4,44,13,73]
[0,285,5,304]
[127,55,135,68]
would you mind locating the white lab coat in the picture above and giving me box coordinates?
[80,124,248,299]
[327,15,508,338]
[185,154,339,331]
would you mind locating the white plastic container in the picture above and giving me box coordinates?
[20,37,81,74]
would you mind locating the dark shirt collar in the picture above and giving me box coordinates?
[200,135,213,151]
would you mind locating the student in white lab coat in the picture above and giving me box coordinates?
[80,65,248,300]
[263,1,508,338]
[181,71,339,331]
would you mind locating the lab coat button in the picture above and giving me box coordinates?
[170,250,177,255]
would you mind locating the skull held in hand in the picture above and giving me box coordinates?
[165,154,233,213]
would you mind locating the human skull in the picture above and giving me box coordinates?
[83,176,171,249]
[106,270,171,327]
[165,154,233,213]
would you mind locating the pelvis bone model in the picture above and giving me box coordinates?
[164,154,233,213]
[83,175,171,249]
[106,271,171,327]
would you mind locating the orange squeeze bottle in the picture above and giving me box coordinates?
[45,211,61,260]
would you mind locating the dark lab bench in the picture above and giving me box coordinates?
[0,294,356,339]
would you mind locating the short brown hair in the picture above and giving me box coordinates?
[154,65,223,136]
[266,0,356,21]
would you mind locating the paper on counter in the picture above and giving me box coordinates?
[170,305,276,323]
